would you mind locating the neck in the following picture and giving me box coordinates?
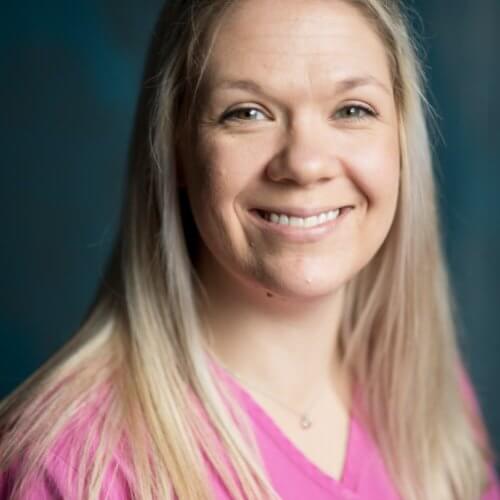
[197,252,348,409]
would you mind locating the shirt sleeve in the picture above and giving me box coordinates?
[483,476,500,500]
[0,450,133,500]
[0,455,65,500]
[458,363,500,499]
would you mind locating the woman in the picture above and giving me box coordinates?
[1,0,498,498]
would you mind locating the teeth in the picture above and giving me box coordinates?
[304,216,318,228]
[264,209,341,228]
[327,210,340,221]
[289,216,304,227]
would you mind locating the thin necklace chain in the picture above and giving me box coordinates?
[210,351,326,430]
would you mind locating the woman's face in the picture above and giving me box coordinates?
[180,0,400,301]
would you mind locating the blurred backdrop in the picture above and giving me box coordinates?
[1,0,499,461]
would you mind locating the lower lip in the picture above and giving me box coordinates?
[248,208,352,243]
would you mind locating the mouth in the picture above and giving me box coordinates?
[251,206,353,229]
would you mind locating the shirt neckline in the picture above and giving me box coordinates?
[206,351,363,496]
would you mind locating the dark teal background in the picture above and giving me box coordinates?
[1,1,499,461]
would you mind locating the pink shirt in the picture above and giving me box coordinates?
[1,359,499,499]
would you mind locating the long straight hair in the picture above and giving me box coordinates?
[0,1,494,499]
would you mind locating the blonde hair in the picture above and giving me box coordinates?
[0,1,494,499]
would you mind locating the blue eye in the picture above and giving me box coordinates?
[222,107,267,122]
[335,105,376,120]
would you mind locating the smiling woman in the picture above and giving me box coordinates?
[0,1,498,499]
[182,1,400,304]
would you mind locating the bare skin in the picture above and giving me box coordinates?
[180,0,400,479]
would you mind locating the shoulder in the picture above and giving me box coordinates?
[457,362,491,452]
[1,446,133,500]
[458,362,500,498]
[1,389,134,499]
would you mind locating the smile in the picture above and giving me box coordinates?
[250,206,352,242]
[258,209,341,228]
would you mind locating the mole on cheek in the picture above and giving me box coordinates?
[266,292,274,298]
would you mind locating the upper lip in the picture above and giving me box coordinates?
[252,205,353,218]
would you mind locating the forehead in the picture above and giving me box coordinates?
[204,0,392,96]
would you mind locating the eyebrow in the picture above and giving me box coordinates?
[213,75,392,97]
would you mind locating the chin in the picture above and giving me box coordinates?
[250,254,356,299]
[258,271,348,303]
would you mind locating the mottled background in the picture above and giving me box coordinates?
[1,0,499,462]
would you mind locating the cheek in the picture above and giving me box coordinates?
[190,132,269,209]
[186,166,228,245]
[184,136,257,248]
[342,129,400,206]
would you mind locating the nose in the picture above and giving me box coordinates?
[266,121,340,187]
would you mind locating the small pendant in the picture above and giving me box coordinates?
[300,415,312,429]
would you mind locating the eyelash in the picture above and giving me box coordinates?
[221,108,267,122]
[221,104,377,123]
[335,105,378,120]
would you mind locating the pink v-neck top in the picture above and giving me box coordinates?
[208,356,401,500]
[1,358,499,499]
[208,357,499,500]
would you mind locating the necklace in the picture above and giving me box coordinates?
[210,353,326,430]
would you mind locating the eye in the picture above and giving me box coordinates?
[334,104,376,121]
[221,107,268,122]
